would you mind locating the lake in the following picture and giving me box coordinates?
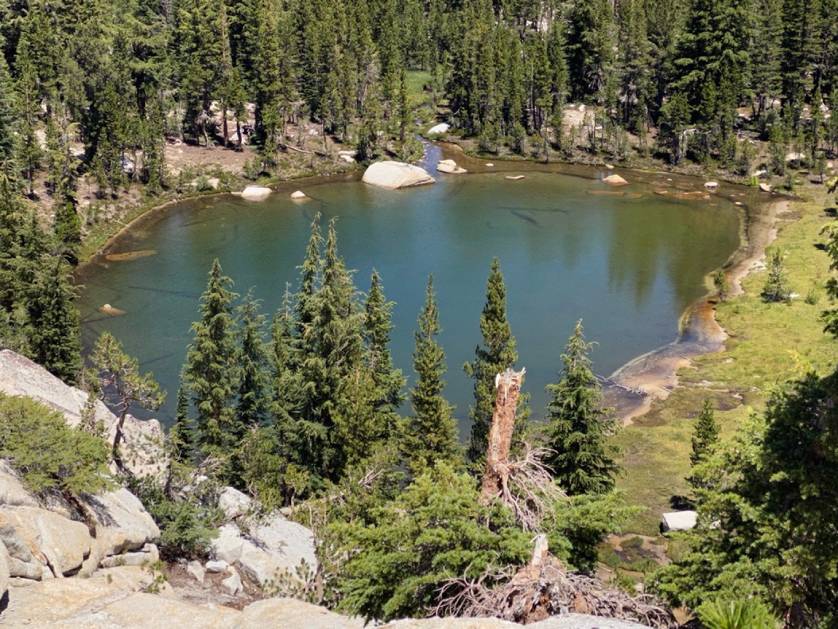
[76,161,742,432]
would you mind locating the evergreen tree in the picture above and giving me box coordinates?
[296,218,366,480]
[26,257,81,384]
[761,249,791,302]
[183,259,239,459]
[0,52,16,176]
[566,0,614,101]
[14,49,41,197]
[364,270,405,429]
[690,400,720,467]
[404,276,460,472]
[822,223,838,338]
[168,384,196,465]
[235,291,270,433]
[465,259,518,463]
[89,332,164,474]
[545,321,618,495]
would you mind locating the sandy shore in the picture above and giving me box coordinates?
[604,197,786,424]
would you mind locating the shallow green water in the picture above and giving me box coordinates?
[77,167,741,431]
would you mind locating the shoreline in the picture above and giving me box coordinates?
[76,145,784,429]
[604,197,785,424]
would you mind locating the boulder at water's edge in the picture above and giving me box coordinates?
[362,161,435,190]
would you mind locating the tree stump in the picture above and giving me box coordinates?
[480,367,525,501]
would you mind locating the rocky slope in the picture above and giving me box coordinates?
[0,349,653,627]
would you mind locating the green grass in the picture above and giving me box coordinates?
[615,185,838,535]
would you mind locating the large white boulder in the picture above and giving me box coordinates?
[426,122,450,136]
[0,506,92,576]
[240,185,272,201]
[211,514,317,587]
[218,486,252,521]
[86,488,161,557]
[661,510,697,532]
[362,161,435,190]
[0,350,167,480]
[437,159,467,175]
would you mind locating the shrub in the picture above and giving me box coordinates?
[329,462,530,622]
[697,597,778,629]
[129,475,221,560]
[0,393,111,496]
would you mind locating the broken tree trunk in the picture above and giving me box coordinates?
[481,367,526,501]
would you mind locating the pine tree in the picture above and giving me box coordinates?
[183,259,239,459]
[616,0,653,129]
[168,384,196,464]
[14,49,41,197]
[751,0,784,121]
[364,270,405,426]
[465,259,518,463]
[566,0,614,101]
[545,320,618,495]
[0,53,17,176]
[404,275,460,472]
[89,332,164,474]
[761,249,791,302]
[26,257,81,384]
[821,223,838,338]
[690,400,720,467]
[236,291,270,433]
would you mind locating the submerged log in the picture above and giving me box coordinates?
[480,368,526,501]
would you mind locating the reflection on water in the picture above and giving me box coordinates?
[77,171,740,432]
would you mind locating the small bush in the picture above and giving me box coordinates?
[328,462,530,621]
[130,475,221,560]
[761,250,791,303]
[0,394,111,496]
[697,597,778,629]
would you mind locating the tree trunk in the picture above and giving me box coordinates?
[222,105,229,148]
[480,367,526,501]
[111,412,130,477]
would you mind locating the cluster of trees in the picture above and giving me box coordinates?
[0,176,81,383]
[172,213,620,500]
[160,214,631,618]
[1,0,835,236]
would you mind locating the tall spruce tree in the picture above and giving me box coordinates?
[465,259,518,463]
[168,384,196,465]
[545,320,618,495]
[26,257,81,384]
[183,259,239,459]
[364,270,405,430]
[404,275,460,472]
[235,292,270,433]
[0,52,16,175]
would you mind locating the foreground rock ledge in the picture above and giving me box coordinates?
[362,161,436,190]
[2,564,654,627]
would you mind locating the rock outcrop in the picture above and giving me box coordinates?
[0,464,160,583]
[211,492,317,588]
[2,565,652,628]
[0,350,166,480]
[362,161,435,190]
